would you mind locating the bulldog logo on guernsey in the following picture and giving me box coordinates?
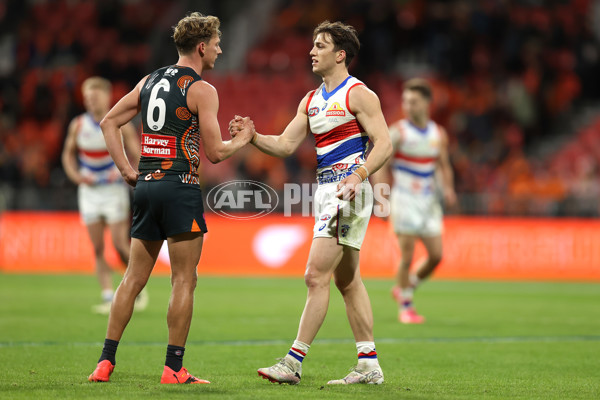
[326,102,346,117]
[141,133,176,158]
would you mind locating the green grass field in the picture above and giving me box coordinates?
[1,274,599,399]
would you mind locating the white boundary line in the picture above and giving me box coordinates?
[1,335,599,348]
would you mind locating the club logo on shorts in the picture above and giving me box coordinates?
[308,107,320,117]
[326,102,346,117]
[206,180,279,220]
[320,214,331,221]
[340,224,350,237]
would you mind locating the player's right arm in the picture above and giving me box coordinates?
[235,93,310,158]
[188,81,254,164]
[100,77,146,187]
[370,120,403,217]
[371,120,403,187]
[61,117,94,185]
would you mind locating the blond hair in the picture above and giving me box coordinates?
[172,12,221,55]
[81,76,111,94]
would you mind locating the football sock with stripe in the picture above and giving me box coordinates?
[357,341,379,367]
[99,338,119,365]
[101,289,114,303]
[286,340,310,365]
[165,344,185,372]
[409,274,421,288]
[401,287,414,309]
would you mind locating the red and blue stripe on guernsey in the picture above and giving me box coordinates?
[310,76,370,170]
[76,113,117,179]
[314,119,369,168]
[78,148,115,173]
[393,151,437,178]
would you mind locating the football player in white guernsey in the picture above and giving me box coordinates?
[62,77,146,314]
[231,21,392,385]
[374,78,456,324]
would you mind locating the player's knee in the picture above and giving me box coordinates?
[122,274,147,294]
[171,271,197,290]
[92,244,104,259]
[304,266,328,289]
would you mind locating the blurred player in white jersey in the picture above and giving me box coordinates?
[231,21,392,385]
[376,78,456,323]
[62,77,146,314]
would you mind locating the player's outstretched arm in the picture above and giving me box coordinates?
[336,86,393,200]
[100,78,145,187]
[231,93,310,158]
[437,126,457,207]
[189,81,254,164]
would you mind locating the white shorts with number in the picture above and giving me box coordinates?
[313,181,373,250]
[78,183,130,225]
[390,187,443,237]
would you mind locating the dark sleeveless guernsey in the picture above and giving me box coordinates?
[139,65,202,185]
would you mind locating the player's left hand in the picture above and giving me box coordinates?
[336,173,362,201]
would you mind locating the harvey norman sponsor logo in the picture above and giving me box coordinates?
[141,133,176,158]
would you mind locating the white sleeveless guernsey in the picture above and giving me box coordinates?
[307,76,369,184]
[389,118,443,236]
[391,119,441,196]
[74,113,129,225]
[76,113,120,184]
[307,76,373,250]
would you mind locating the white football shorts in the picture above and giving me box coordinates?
[78,183,130,225]
[390,187,443,237]
[313,180,373,250]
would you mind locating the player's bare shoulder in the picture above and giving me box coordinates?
[298,90,316,115]
[187,80,218,114]
[347,84,382,114]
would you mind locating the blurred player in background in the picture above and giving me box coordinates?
[87,13,254,384]
[232,21,392,385]
[61,77,146,315]
[375,78,456,324]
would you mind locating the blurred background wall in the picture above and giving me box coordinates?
[1,0,600,217]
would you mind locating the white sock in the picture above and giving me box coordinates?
[401,287,414,300]
[101,289,114,303]
[356,341,379,367]
[286,340,310,366]
[409,274,421,288]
